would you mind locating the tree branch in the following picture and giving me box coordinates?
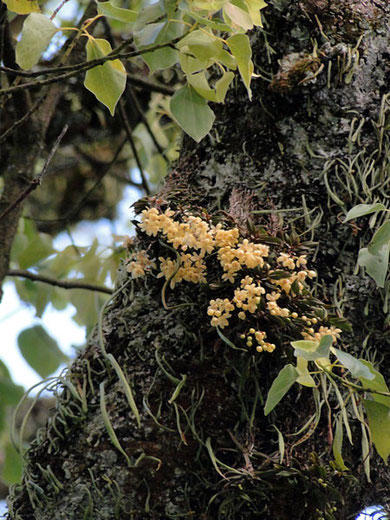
[7,269,113,294]
[0,125,68,222]
[0,34,187,97]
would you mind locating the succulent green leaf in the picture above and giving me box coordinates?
[4,0,39,15]
[359,360,390,408]
[227,33,253,98]
[368,221,390,255]
[331,347,374,380]
[358,245,389,288]
[97,1,138,22]
[170,84,215,142]
[363,399,390,464]
[84,38,126,116]
[296,356,316,387]
[16,14,57,69]
[264,364,299,416]
[332,414,348,471]
[17,325,68,378]
[291,335,331,361]
[344,203,386,222]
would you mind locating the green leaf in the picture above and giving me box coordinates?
[97,1,138,22]
[2,440,23,485]
[332,414,348,471]
[331,347,374,380]
[178,29,223,61]
[226,33,253,98]
[215,71,235,102]
[0,361,24,406]
[291,335,331,361]
[17,232,54,269]
[179,9,231,32]
[296,356,316,387]
[139,19,182,73]
[359,360,390,408]
[328,317,352,332]
[17,325,68,378]
[70,289,107,331]
[344,203,386,222]
[224,1,253,31]
[264,364,299,416]
[84,38,126,116]
[358,245,389,288]
[16,14,57,69]
[134,2,164,30]
[187,71,217,102]
[170,84,215,142]
[3,0,39,15]
[243,0,267,27]
[363,399,390,464]
[134,22,165,47]
[187,0,226,10]
[368,221,390,255]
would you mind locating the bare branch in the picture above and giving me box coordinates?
[7,269,113,294]
[0,34,187,97]
[0,125,68,222]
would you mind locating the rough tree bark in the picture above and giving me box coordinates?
[6,1,390,518]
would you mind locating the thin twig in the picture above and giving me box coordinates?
[126,73,175,96]
[0,97,44,144]
[30,134,127,225]
[0,125,68,222]
[50,0,70,20]
[0,64,175,95]
[0,34,188,97]
[126,84,168,161]
[7,269,113,294]
[119,100,150,195]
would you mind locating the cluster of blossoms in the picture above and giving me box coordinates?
[125,207,341,353]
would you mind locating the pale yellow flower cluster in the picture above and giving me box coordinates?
[218,240,270,283]
[126,250,156,278]
[138,208,215,255]
[270,268,317,295]
[207,298,235,328]
[233,275,265,320]
[128,206,338,354]
[240,328,276,352]
[301,325,342,343]
[157,252,207,288]
[266,291,290,317]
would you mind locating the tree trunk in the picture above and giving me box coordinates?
[7,1,390,518]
